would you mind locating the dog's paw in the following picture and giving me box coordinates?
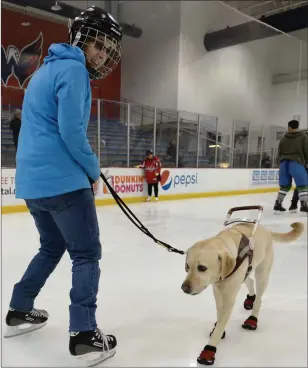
[242,316,258,330]
[197,345,216,366]
[243,294,256,310]
[210,322,226,339]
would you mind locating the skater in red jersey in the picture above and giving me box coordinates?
[137,150,161,201]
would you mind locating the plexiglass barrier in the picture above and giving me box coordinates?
[1,98,294,169]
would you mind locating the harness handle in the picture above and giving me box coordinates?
[223,206,264,251]
[227,205,264,215]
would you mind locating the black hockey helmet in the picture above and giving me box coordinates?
[146,149,153,156]
[69,6,122,80]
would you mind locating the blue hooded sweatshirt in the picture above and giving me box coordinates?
[15,43,100,199]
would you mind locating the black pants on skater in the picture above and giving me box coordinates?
[148,183,159,197]
[292,188,299,203]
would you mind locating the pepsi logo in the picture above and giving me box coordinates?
[160,170,172,191]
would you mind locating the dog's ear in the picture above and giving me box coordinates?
[185,254,189,272]
[218,249,236,280]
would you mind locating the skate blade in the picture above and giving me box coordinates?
[76,349,116,367]
[300,212,308,217]
[4,321,47,338]
[289,210,297,214]
[274,211,285,215]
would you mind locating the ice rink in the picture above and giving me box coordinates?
[2,192,307,367]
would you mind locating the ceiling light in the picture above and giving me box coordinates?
[209,144,221,148]
[51,2,62,11]
[21,6,31,26]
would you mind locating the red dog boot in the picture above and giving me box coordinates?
[209,322,226,339]
[242,316,258,330]
[243,294,256,310]
[197,345,216,365]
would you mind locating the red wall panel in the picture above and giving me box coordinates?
[1,8,121,111]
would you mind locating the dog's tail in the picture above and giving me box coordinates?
[271,222,304,243]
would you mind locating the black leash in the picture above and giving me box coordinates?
[100,172,185,255]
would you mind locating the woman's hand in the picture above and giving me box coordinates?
[92,179,99,195]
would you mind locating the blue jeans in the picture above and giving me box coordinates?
[9,189,101,332]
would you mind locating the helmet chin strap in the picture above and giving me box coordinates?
[72,31,82,47]
[85,62,99,80]
[68,18,72,44]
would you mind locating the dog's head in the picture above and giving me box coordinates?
[181,238,236,295]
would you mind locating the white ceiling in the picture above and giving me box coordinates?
[223,0,308,18]
[244,28,307,79]
[59,0,106,10]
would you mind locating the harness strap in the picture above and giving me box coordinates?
[224,233,253,281]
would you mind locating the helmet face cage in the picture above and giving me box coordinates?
[71,24,122,80]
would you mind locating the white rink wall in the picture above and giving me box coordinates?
[2,168,280,210]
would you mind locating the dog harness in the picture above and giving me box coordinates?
[224,232,253,282]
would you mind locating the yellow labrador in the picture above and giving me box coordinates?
[181,221,304,365]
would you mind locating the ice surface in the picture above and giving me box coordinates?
[2,193,307,367]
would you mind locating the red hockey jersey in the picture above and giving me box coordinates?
[138,156,161,184]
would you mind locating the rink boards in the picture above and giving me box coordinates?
[1,167,281,213]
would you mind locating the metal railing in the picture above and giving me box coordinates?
[1,99,287,169]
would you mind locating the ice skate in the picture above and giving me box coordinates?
[273,200,286,215]
[155,197,158,201]
[4,307,49,338]
[289,200,298,213]
[300,202,308,216]
[70,329,117,367]
[146,196,151,202]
